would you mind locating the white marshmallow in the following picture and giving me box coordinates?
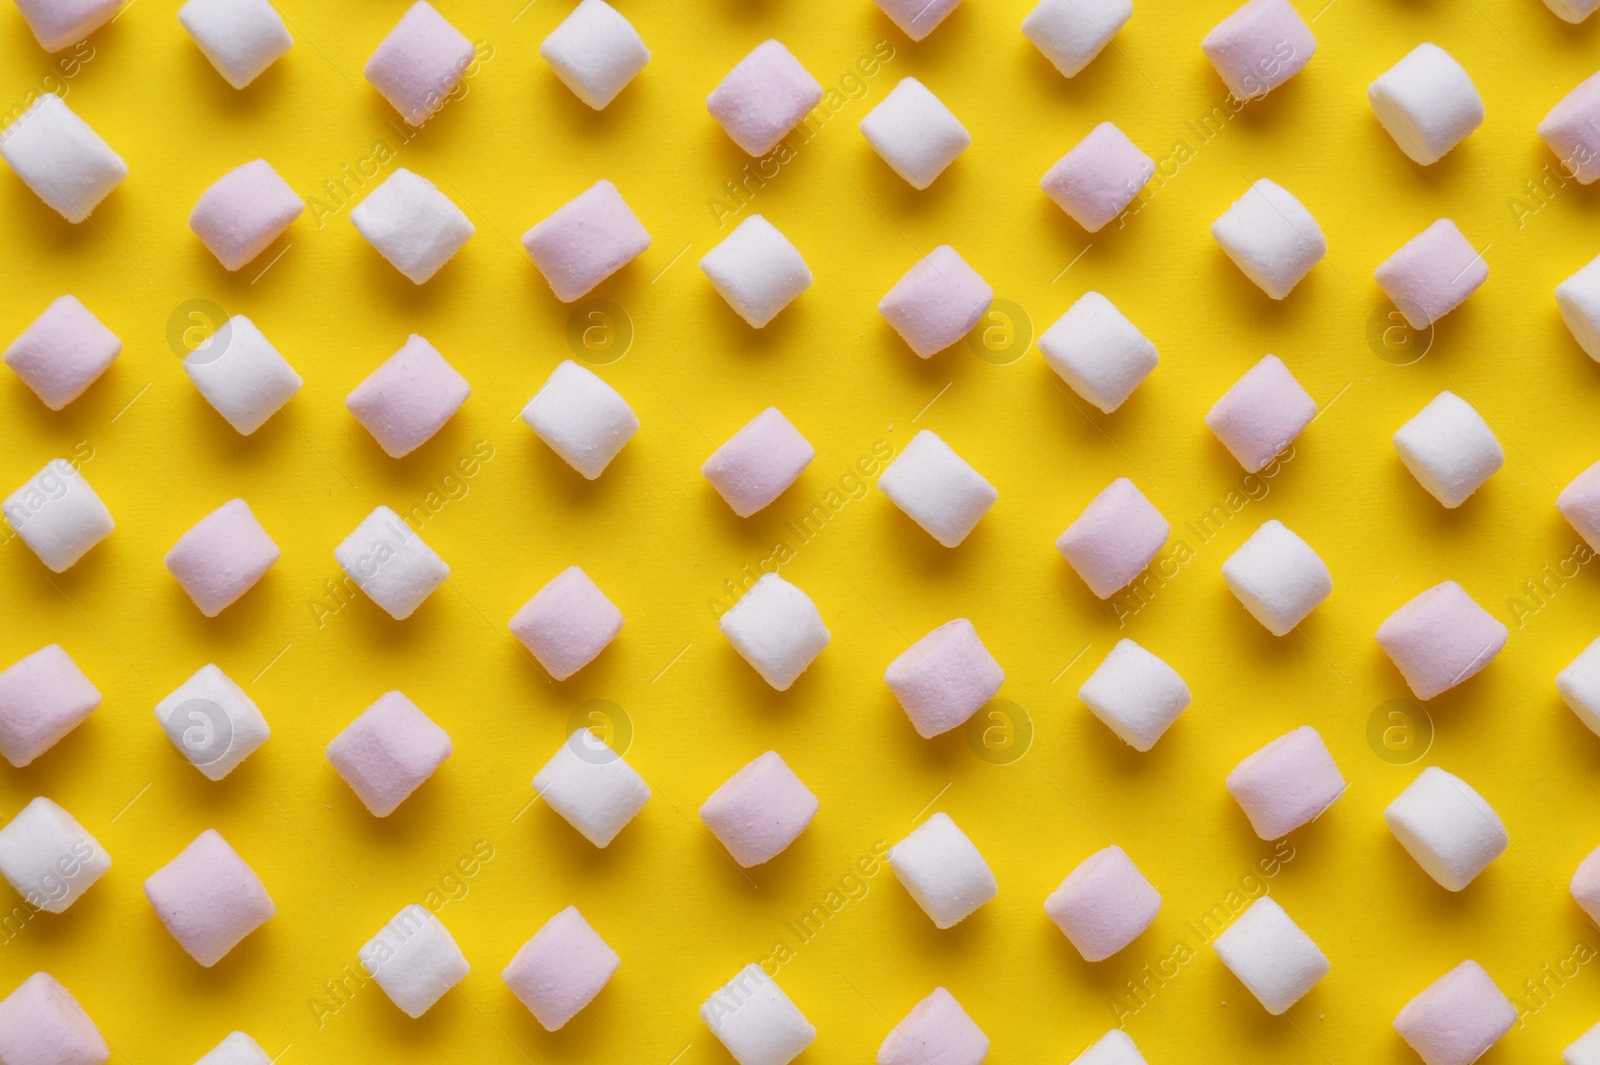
[179,0,294,89]
[334,505,450,620]
[194,1032,271,1065]
[3,458,113,572]
[359,904,470,1017]
[0,94,126,223]
[1211,178,1326,299]
[184,316,303,435]
[878,429,997,547]
[700,964,816,1065]
[1567,1021,1600,1065]
[0,796,110,913]
[1221,520,1332,635]
[700,215,812,328]
[540,0,649,109]
[719,573,830,691]
[859,77,970,190]
[533,729,650,847]
[1078,639,1191,751]
[1392,392,1502,508]
[1038,291,1158,413]
[1022,0,1132,78]
[154,664,270,780]
[1557,254,1600,361]
[520,360,638,479]
[351,168,473,284]
[1069,1029,1148,1065]
[1367,43,1483,166]
[1384,765,1506,891]
[888,812,997,928]
[1559,638,1600,738]
[13,0,120,51]
[1212,896,1329,1014]
[1546,0,1600,21]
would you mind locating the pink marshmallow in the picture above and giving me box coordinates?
[164,498,280,617]
[706,40,823,156]
[4,296,120,411]
[1539,72,1600,184]
[878,987,988,1065]
[1205,354,1315,472]
[1041,122,1154,233]
[144,829,275,967]
[702,407,814,517]
[522,180,651,303]
[1393,961,1515,1065]
[0,972,108,1065]
[699,750,819,867]
[1201,0,1316,100]
[502,905,620,1030]
[1558,459,1600,552]
[509,566,623,680]
[345,335,471,458]
[883,619,1005,739]
[364,1,475,126]
[874,0,963,41]
[188,159,304,271]
[1044,844,1161,962]
[0,644,99,768]
[1226,726,1345,840]
[326,691,452,817]
[1057,478,1170,598]
[1374,219,1487,330]
[13,0,119,52]
[878,245,993,359]
[1571,844,1600,925]
[1376,581,1507,701]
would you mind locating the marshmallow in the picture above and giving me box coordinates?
[1546,0,1600,21]
[1541,72,1600,184]
[327,691,451,816]
[876,0,961,39]
[0,645,99,768]
[1562,460,1600,552]
[359,904,469,1017]
[13,0,119,51]
[1070,1030,1148,1065]
[533,730,650,847]
[509,566,623,680]
[346,335,470,458]
[154,664,270,780]
[699,750,818,867]
[878,987,988,1065]
[0,797,109,913]
[1205,354,1315,472]
[540,0,649,109]
[1211,179,1325,299]
[707,40,823,156]
[1226,726,1344,839]
[351,168,473,285]
[702,407,814,517]
[503,905,619,1030]
[1056,478,1168,598]
[179,0,293,88]
[145,829,274,966]
[1038,291,1158,413]
[1368,44,1483,165]
[1201,0,1316,100]
[883,618,1005,739]
[1568,1022,1600,1065]
[1044,844,1161,961]
[0,973,108,1065]
[701,964,815,1065]
[364,1,475,126]
[1559,638,1600,738]
[1394,961,1516,1065]
[1375,219,1487,330]
[1022,0,1132,78]
[1385,766,1506,891]
[184,315,302,435]
[1041,122,1154,233]
[1077,639,1190,751]
[1393,391,1502,508]
[878,245,992,358]
[1571,843,1600,924]
[334,505,449,620]
[0,94,126,223]
[523,180,650,302]
[165,499,280,617]
[194,1032,271,1065]
[1375,581,1507,700]
[719,573,830,690]
[520,360,639,479]
[1561,255,1600,361]
[859,77,971,190]
[1221,519,1332,636]
[879,429,997,547]
[190,159,304,270]
[4,295,120,410]
[1212,896,1329,1014]
[700,214,812,328]
[3,458,114,572]
[888,812,997,928]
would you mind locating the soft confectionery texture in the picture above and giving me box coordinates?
[1545,0,1600,21]
[144,829,275,966]
[700,214,813,328]
[358,904,470,1017]
[164,498,281,617]
[1220,519,1332,635]
[1211,896,1330,1014]
[0,644,100,767]
[523,180,651,302]
[877,987,989,1065]
[1022,0,1133,78]
[193,1032,272,1065]
[364,1,476,126]
[189,160,303,271]
[345,335,471,458]
[13,0,121,51]
[533,730,651,847]
[0,94,127,223]
[520,360,639,479]
[351,169,474,284]
[718,573,831,690]
[3,458,115,573]
[1078,639,1191,751]
[3,296,121,411]
[1374,580,1507,700]
[178,0,293,89]
[1040,122,1155,233]
[326,691,452,817]
[1374,219,1488,330]
[878,429,998,547]
[1044,845,1161,961]
[1540,72,1600,184]
[1367,44,1483,166]
[1056,478,1169,598]
[1200,0,1316,100]
[888,812,998,929]
[1392,391,1503,508]
[1568,1022,1600,1065]
[509,566,624,680]
[874,0,963,40]
[1557,254,1600,361]
[1211,178,1326,299]
[884,618,1005,739]
[334,506,450,620]
[502,905,621,1030]
[1571,843,1600,925]
[1560,460,1600,553]
[1038,291,1158,413]
[706,40,823,156]
[1069,1029,1149,1065]
[1205,355,1316,472]
[1558,638,1600,738]
[183,316,303,435]
[859,77,971,190]
[1225,726,1346,839]
[153,663,271,780]
[0,796,110,913]
[1393,961,1516,1065]
[878,245,993,358]
[0,972,109,1065]
[700,964,816,1065]
[539,0,650,109]
[699,751,819,867]
[1384,765,1507,891]
[702,408,814,517]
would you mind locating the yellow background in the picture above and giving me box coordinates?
[3,0,1600,1061]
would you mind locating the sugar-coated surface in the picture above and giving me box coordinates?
[702,407,815,516]
[533,730,651,847]
[1375,580,1507,700]
[1038,291,1159,413]
[1212,896,1329,1014]
[1041,122,1154,233]
[188,159,303,271]
[1056,478,1169,598]
[144,829,275,967]
[359,903,470,1017]
[884,618,1005,739]
[523,180,651,302]
[1078,639,1191,751]
[520,360,639,478]
[333,505,450,620]
[345,334,471,457]
[1225,726,1345,839]
[193,1031,272,1065]
[1205,354,1316,472]
[363,1,476,126]
[13,0,120,52]
[351,168,475,285]
[1367,43,1483,166]
[539,0,650,110]
[1392,391,1503,508]
[1023,0,1132,78]
[509,566,624,680]
[699,750,818,867]
[1044,845,1161,961]
[878,429,997,547]
[1393,961,1516,1065]
[700,214,813,328]
[164,498,280,617]
[326,691,452,816]
[706,40,823,156]
[1384,765,1506,891]
[152,663,271,780]
[1201,0,1316,100]
[0,644,100,767]
[179,0,293,89]
[718,573,830,690]
[0,94,126,223]
[1374,218,1488,329]
[1221,519,1332,635]
[701,964,815,1065]
[1211,178,1326,299]
[1540,71,1600,184]
[878,245,992,358]
[888,812,997,928]
[1069,1029,1149,1065]
[3,296,120,410]
[182,316,303,436]
[3,458,115,573]
[877,987,989,1065]
[0,972,109,1065]
[502,905,621,1030]
[859,77,971,190]
[0,796,110,913]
